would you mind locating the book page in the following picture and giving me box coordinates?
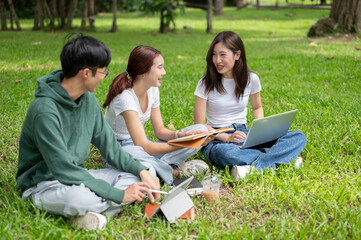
[168,127,234,143]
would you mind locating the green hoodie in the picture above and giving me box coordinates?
[16,70,147,204]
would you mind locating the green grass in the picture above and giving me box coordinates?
[247,0,332,5]
[1,6,361,239]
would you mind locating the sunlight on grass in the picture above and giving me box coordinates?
[0,6,360,239]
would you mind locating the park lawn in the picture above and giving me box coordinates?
[1,6,361,239]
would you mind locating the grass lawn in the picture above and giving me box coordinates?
[1,6,360,239]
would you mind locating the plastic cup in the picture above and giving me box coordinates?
[202,174,221,204]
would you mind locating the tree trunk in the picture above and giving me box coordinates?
[59,0,66,28]
[7,0,21,30]
[214,0,223,16]
[43,0,52,27]
[43,0,55,27]
[0,0,6,30]
[320,0,327,5]
[88,0,95,30]
[33,0,41,30]
[111,0,117,32]
[159,10,169,33]
[256,0,260,10]
[66,0,78,29]
[237,0,247,9]
[81,0,88,29]
[185,3,207,10]
[330,0,361,32]
[39,0,44,28]
[49,0,58,27]
[206,0,213,33]
[308,0,361,36]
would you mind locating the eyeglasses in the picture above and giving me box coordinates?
[82,67,109,78]
[96,69,109,78]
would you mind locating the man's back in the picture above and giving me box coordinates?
[17,70,100,190]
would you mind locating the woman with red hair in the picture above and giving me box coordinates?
[104,46,208,185]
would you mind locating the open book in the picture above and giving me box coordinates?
[167,127,234,149]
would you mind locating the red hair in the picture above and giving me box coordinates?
[103,45,161,108]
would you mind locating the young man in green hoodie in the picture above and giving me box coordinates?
[16,33,161,230]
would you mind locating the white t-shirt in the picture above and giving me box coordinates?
[104,87,160,140]
[194,72,261,127]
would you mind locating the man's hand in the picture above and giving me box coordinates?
[139,170,161,202]
[122,182,152,204]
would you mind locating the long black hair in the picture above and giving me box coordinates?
[203,31,250,100]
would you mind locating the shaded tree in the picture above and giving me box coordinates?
[33,0,62,30]
[143,0,184,33]
[80,0,95,31]
[308,0,361,36]
[59,0,66,28]
[81,0,88,29]
[183,0,213,33]
[88,0,95,30]
[33,0,42,30]
[49,0,58,27]
[330,0,361,31]
[1,0,21,30]
[66,0,78,29]
[236,0,247,9]
[0,0,7,30]
[214,0,223,15]
[206,0,212,33]
[111,0,117,32]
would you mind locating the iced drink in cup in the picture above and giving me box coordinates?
[202,174,221,204]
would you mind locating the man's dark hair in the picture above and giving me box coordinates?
[60,32,112,78]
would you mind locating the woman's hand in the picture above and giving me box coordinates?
[177,129,206,138]
[225,131,246,142]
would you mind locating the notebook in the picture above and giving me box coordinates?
[167,128,234,149]
[237,109,298,149]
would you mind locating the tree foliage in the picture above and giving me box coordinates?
[0,0,146,31]
[143,0,184,33]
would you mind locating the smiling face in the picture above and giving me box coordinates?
[143,55,166,87]
[84,67,108,92]
[212,42,240,79]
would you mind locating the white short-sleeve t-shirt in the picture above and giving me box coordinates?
[104,87,160,140]
[194,72,261,128]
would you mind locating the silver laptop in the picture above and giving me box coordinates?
[237,109,298,149]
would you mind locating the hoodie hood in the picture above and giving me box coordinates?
[35,70,82,109]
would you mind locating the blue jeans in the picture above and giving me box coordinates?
[202,124,307,171]
[115,124,208,185]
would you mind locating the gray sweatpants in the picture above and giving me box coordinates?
[22,162,158,217]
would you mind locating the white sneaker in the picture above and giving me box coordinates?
[180,159,210,177]
[231,165,255,181]
[72,212,107,230]
[294,156,303,169]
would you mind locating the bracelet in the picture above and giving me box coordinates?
[175,130,179,139]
